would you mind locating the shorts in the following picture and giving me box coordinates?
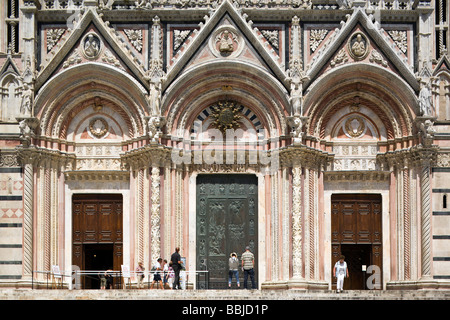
[153,274,162,282]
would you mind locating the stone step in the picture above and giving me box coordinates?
[0,289,449,300]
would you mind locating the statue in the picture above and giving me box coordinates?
[419,82,433,116]
[20,84,33,117]
[289,83,302,116]
[287,116,306,145]
[148,116,165,143]
[149,82,161,116]
[418,119,435,147]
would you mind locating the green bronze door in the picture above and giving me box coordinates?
[197,174,258,289]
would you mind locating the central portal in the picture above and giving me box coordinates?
[196,174,258,289]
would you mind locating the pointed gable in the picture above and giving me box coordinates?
[35,8,148,92]
[163,0,288,92]
[304,8,419,92]
[433,54,450,76]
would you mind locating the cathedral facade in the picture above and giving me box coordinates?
[0,0,450,290]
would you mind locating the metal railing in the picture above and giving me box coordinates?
[31,269,209,290]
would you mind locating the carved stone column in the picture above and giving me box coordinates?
[150,166,161,265]
[402,163,411,280]
[420,163,432,278]
[22,158,34,277]
[291,166,303,279]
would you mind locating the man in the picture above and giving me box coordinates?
[170,247,182,290]
[333,255,349,293]
[241,246,256,290]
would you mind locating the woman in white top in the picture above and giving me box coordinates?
[333,255,349,293]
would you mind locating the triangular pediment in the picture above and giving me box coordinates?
[0,56,20,78]
[163,0,287,91]
[182,15,271,73]
[304,8,419,92]
[433,54,450,76]
[35,8,148,92]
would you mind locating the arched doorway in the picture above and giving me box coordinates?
[72,194,123,289]
[331,194,382,290]
[196,174,258,289]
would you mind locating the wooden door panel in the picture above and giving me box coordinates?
[72,194,123,275]
[331,194,382,290]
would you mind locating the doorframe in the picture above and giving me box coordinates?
[323,189,390,290]
[64,181,130,279]
[189,171,266,289]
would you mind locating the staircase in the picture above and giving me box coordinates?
[0,289,449,300]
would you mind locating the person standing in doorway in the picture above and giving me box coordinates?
[228,252,240,289]
[171,247,182,290]
[333,255,349,293]
[241,246,256,290]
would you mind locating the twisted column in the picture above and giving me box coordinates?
[421,164,432,277]
[23,162,34,277]
[137,169,144,264]
[308,168,315,279]
[403,168,411,280]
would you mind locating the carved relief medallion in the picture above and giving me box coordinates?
[89,117,109,138]
[210,26,243,57]
[344,116,365,138]
[82,33,102,59]
[348,32,369,61]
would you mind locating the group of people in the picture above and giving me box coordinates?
[101,247,349,292]
[228,246,257,289]
[134,247,185,290]
[132,246,258,290]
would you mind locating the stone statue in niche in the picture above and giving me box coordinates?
[20,84,33,117]
[419,82,433,116]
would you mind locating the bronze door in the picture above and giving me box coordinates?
[72,194,123,289]
[331,194,382,290]
[197,174,258,289]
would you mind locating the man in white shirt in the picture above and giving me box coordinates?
[333,255,349,293]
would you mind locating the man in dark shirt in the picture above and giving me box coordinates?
[170,247,182,289]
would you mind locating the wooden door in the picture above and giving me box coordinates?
[196,174,258,289]
[72,194,123,278]
[331,194,382,290]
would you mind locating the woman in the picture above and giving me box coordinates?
[333,255,349,293]
[228,252,240,288]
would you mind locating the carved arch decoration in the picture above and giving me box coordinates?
[304,65,417,142]
[190,101,265,141]
[35,63,149,142]
[162,61,290,141]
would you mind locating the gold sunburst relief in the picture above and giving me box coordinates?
[210,101,242,132]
